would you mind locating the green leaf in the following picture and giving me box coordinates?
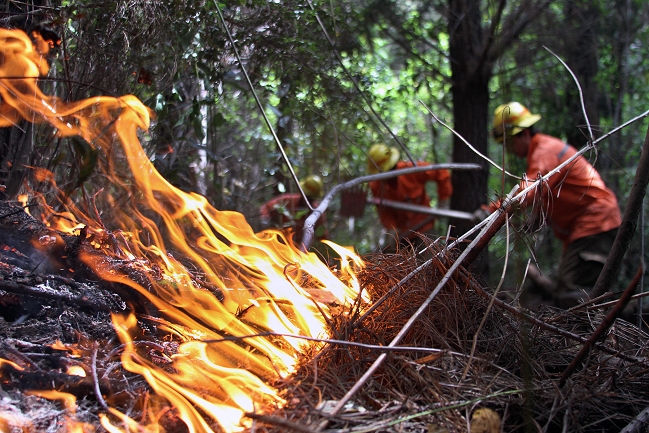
[71,137,98,186]
[212,112,226,127]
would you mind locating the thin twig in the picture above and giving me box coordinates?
[0,201,39,219]
[419,101,519,179]
[205,332,449,355]
[544,46,594,143]
[559,263,644,387]
[91,343,109,411]
[306,0,416,166]
[212,1,312,210]
[588,290,649,310]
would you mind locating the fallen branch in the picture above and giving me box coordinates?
[592,124,649,297]
[462,269,647,366]
[560,263,644,386]
[300,162,482,250]
[0,278,126,312]
[0,362,94,395]
[620,405,649,433]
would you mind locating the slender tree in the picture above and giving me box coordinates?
[356,0,551,274]
[447,0,551,226]
[561,0,601,147]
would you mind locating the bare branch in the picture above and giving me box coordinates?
[300,162,482,250]
[545,46,594,143]
[487,0,552,64]
[476,0,508,75]
[420,101,520,179]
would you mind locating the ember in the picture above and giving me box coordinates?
[0,28,364,432]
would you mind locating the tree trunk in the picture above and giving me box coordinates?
[601,0,632,194]
[0,0,42,200]
[563,0,601,148]
[449,80,491,220]
[448,0,492,278]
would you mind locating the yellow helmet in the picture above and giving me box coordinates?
[492,102,541,143]
[300,174,324,199]
[367,144,400,174]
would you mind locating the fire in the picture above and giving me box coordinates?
[0,387,94,433]
[0,28,366,432]
[66,365,86,377]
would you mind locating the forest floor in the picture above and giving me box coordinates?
[1,201,649,433]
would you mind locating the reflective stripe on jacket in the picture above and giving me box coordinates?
[521,133,621,246]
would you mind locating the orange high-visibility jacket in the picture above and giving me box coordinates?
[518,133,621,246]
[370,161,452,239]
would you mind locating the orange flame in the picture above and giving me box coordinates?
[0,389,95,433]
[0,28,366,432]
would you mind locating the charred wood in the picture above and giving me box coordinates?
[0,264,126,313]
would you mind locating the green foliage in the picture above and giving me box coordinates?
[5,0,649,270]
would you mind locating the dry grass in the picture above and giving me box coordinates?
[269,240,649,433]
[2,231,649,433]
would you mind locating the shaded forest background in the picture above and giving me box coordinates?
[1,0,649,294]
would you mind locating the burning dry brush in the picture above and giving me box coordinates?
[0,200,203,432]
[2,197,649,432]
[275,241,649,433]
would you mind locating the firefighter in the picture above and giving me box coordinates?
[480,101,622,308]
[367,143,453,251]
[259,174,329,245]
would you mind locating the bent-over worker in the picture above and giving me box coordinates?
[367,143,453,251]
[481,102,621,308]
[259,174,329,246]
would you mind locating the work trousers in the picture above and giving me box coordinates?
[554,228,619,309]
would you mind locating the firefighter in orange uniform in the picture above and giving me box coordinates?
[367,144,453,250]
[259,175,329,245]
[483,102,622,308]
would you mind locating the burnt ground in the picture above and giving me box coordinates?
[2,200,649,433]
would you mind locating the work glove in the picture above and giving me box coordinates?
[471,205,490,224]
